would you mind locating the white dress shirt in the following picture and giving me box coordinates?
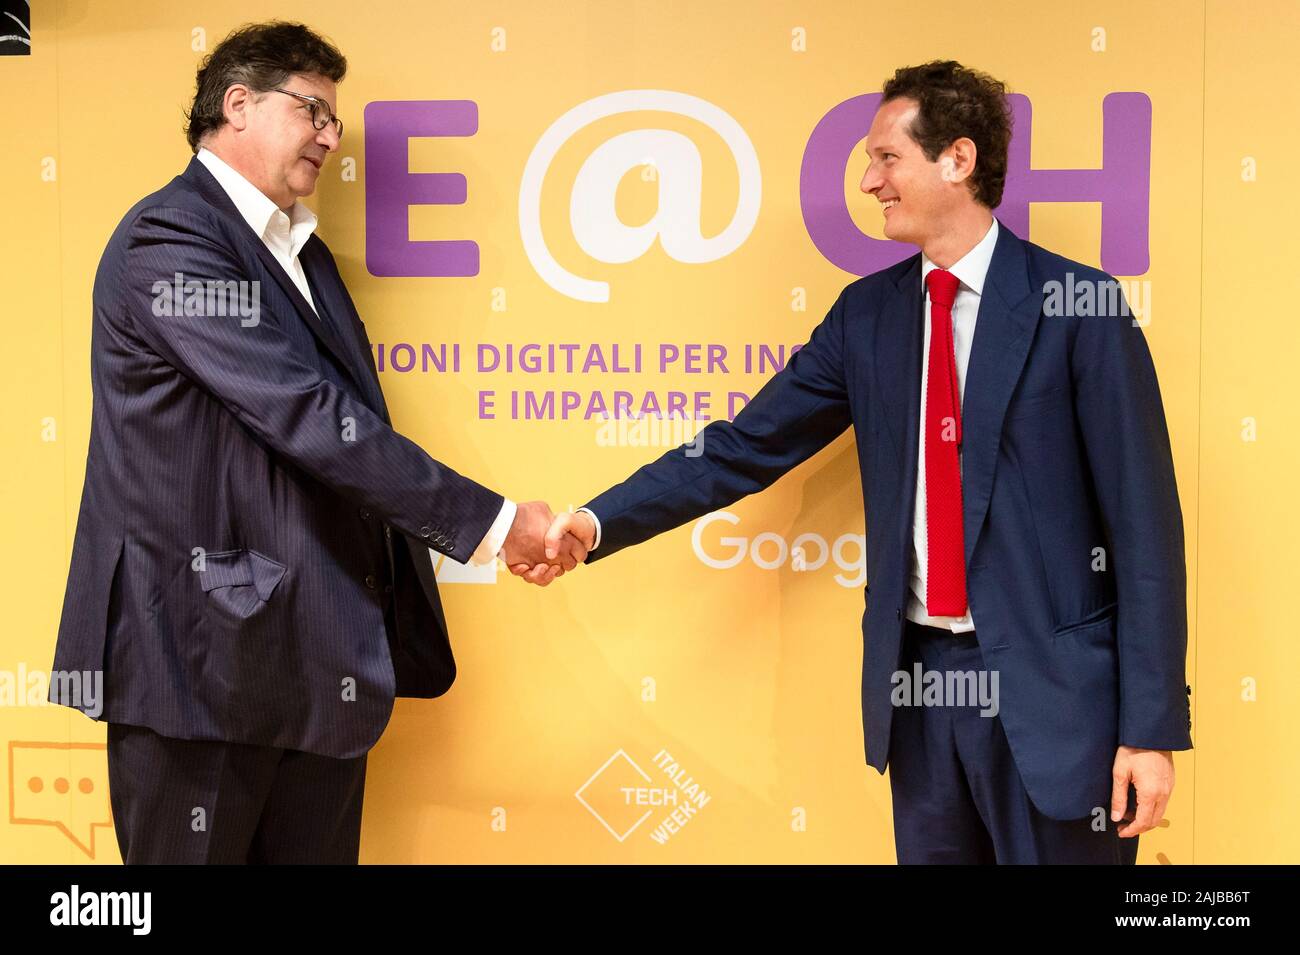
[908,216,999,632]
[194,146,513,566]
[196,147,321,314]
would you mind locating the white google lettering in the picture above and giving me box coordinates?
[691,511,865,588]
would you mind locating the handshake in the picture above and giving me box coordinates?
[499,501,597,587]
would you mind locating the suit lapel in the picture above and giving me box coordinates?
[874,254,925,560]
[874,218,1042,569]
[959,219,1042,565]
[876,254,924,465]
[181,157,369,398]
[299,241,391,420]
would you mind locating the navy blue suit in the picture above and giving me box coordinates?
[50,157,503,861]
[583,219,1192,854]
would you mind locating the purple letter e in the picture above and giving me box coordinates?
[364,100,479,277]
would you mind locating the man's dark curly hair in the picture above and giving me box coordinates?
[881,60,1012,208]
[184,21,347,152]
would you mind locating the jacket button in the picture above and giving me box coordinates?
[364,574,377,590]
[419,525,432,538]
[359,507,372,520]
[896,607,901,620]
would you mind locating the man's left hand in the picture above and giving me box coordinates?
[1111,745,1175,838]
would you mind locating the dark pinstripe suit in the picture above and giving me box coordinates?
[49,156,503,862]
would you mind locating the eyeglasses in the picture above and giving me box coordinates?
[271,87,343,139]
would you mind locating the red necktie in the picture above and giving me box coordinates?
[924,268,967,616]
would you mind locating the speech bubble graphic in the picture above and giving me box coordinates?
[9,741,113,858]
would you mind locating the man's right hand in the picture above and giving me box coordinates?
[544,510,596,560]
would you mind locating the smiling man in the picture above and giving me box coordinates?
[49,20,581,864]
[542,60,1192,864]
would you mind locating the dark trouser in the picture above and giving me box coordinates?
[888,620,1139,864]
[106,722,368,864]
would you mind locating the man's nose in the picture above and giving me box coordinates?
[318,125,340,151]
[860,165,882,195]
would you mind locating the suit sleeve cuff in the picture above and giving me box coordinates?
[467,498,517,566]
[576,506,601,551]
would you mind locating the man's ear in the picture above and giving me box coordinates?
[222,83,253,133]
[945,137,978,184]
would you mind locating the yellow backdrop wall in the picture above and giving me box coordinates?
[1,0,1295,864]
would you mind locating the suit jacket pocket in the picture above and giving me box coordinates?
[199,548,286,620]
[1005,385,1069,421]
[1053,601,1117,637]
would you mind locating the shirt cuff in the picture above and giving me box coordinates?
[466,498,517,566]
[576,506,601,551]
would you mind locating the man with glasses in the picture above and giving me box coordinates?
[48,20,583,863]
